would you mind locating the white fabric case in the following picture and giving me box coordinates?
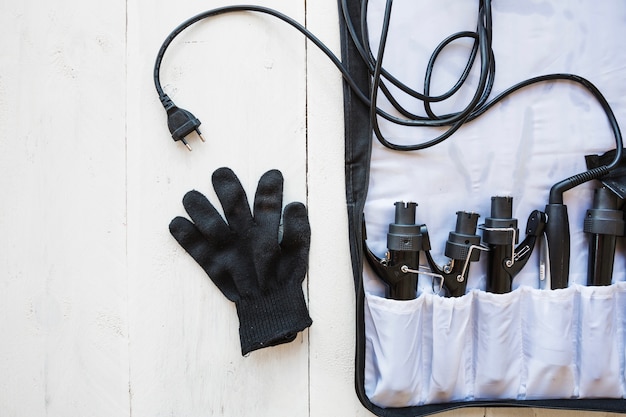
[364,283,626,406]
[357,0,626,409]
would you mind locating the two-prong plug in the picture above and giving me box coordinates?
[160,94,205,151]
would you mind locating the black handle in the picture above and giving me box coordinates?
[485,244,513,293]
[544,203,570,289]
[387,251,420,300]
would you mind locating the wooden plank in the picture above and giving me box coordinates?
[487,409,625,417]
[126,1,309,415]
[0,0,129,416]
[303,0,375,416]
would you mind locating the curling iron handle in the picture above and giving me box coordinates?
[486,244,513,293]
[386,250,419,300]
[544,204,570,289]
[388,275,418,300]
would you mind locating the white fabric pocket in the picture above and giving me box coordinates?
[364,293,427,407]
[473,290,523,400]
[520,286,577,399]
[577,284,624,398]
[363,282,626,408]
[424,292,475,404]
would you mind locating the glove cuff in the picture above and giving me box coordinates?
[235,281,312,355]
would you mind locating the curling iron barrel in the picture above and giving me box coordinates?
[482,196,519,293]
[383,202,427,299]
[584,187,625,286]
[425,211,483,297]
[446,211,482,263]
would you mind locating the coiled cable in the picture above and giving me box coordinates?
[153,0,623,199]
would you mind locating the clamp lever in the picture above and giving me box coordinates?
[506,209,547,277]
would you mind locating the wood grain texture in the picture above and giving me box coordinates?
[304,1,374,416]
[0,0,624,416]
[126,1,309,416]
[0,0,129,416]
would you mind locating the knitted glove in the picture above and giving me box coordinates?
[169,167,312,355]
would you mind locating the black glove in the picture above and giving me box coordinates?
[169,167,312,355]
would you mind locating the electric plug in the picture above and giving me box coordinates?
[160,94,204,151]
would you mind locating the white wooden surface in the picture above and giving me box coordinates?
[0,0,623,416]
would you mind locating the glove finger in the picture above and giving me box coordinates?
[253,169,283,236]
[212,167,254,232]
[281,202,311,249]
[279,202,311,283]
[169,216,239,301]
[182,190,230,238]
[247,170,284,289]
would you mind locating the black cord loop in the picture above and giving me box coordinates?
[153,1,623,199]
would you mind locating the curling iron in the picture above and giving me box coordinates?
[424,211,485,297]
[584,149,626,286]
[364,202,429,300]
[481,196,546,293]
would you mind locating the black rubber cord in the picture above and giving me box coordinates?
[153,1,622,187]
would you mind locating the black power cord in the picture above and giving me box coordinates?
[153,1,622,200]
[153,5,370,151]
[154,1,621,155]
